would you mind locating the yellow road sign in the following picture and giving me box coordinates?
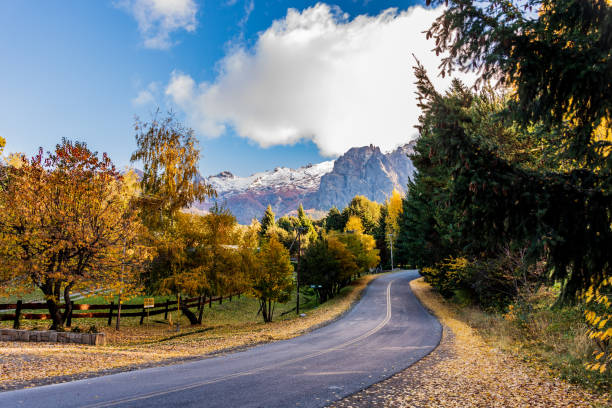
[143,298,155,308]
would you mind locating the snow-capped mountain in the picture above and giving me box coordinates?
[193,143,415,225]
[206,161,335,196]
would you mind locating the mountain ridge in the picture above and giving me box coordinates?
[193,143,415,224]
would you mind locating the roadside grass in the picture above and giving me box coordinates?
[413,277,611,396]
[453,291,611,394]
[0,274,380,389]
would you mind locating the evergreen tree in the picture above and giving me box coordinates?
[324,206,345,231]
[297,204,316,236]
[374,204,390,268]
[259,205,276,237]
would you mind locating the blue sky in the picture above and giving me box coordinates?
[0,0,463,177]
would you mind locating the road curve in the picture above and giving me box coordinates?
[0,270,442,408]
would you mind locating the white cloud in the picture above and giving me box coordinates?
[165,3,475,156]
[132,82,160,106]
[116,0,198,49]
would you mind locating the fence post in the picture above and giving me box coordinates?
[66,301,74,327]
[209,295,212,308]
[164,300,169,320]
[197,295,202,311]
[139,305,146,325]
[13,300,22,329]
[219,295,222,305]
[229,294,232,302]
[107,301,114,326]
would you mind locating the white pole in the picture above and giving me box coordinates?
[388,233,394,271]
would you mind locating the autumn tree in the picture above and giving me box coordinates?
[384,189,403,257]
[277,216,294,232]
[249,235,294,322]
[130,111,215,230]
[0,140,147,329]
[147,204,244,325]
[131,112,220,322]
[336,230,380,276]
[200,204,246,299]
[344,216,364,234]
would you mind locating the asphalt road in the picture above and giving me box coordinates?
[0,270,442,408]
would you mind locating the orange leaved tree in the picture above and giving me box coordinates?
[0,140,148,329]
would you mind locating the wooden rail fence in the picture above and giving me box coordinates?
[0,293,241,329]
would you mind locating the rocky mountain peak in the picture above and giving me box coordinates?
[215,171,234,179]
[192,143,415,224]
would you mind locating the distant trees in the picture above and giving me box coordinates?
[342,196,381,235]
[344,216,364,234]
[0,140,148,329]
[301,236,358,303]
[301,227,379,304]
[324,206,344,231]
[259,205,276,237]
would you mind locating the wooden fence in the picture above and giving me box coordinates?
[0,293,241,329]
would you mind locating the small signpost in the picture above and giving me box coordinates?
[143,298,154,324]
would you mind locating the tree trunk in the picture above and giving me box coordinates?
[260,299,269,323]
[40,279,65,330]
[46,298,64,330]
[180,298,199,325]
[62,282,74,327]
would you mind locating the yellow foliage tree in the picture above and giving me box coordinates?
[385,189,403,255]
[130,112,216,230]
[583,277,611,373]
[0,140,149,329]
[344,215,364,234]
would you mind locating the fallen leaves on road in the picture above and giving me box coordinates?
[330,278,611,408]
[0,275,378,390]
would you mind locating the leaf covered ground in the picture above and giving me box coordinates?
[0,275,378,390]
[330,278,611,408]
